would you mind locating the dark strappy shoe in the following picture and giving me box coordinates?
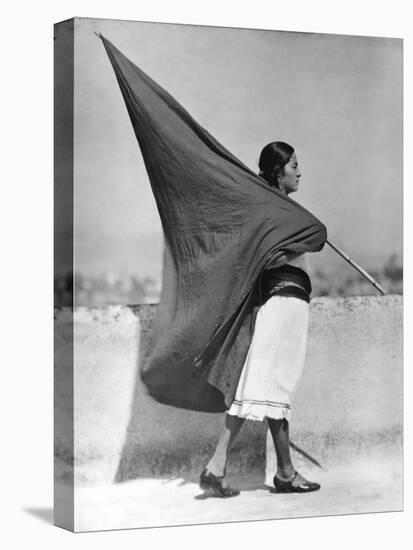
[199,468,240,498]
[273,471,320,493]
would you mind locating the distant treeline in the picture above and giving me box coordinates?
[311,253,402,298]
[54,273,161,307]
[54,254,402,307]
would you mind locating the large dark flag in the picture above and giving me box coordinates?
[99,35,327,412]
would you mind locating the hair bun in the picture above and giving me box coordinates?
[258,141,294,188]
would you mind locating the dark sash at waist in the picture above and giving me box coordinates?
[260,264,312,304]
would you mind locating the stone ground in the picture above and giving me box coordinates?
[73,455,402,532]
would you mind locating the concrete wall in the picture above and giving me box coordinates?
[54,295,402,486]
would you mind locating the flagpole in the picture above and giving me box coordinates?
[326,240,386,296]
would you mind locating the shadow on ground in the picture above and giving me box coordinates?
[23,507,53,524]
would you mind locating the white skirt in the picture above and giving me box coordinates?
[227,295,309,422]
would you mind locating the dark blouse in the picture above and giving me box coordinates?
[260,264,312,304]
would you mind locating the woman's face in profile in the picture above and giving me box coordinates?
[278,153,301,195]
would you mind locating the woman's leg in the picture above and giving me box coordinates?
[267,418,295,479]
[205,413,245,483]
[267,417,320,489]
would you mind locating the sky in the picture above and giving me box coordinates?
[59,17,403,281]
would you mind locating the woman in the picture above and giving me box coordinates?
[200,142,321,497]
[100,37,327,497]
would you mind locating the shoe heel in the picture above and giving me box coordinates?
[199,468,240,498]
[204,486,219,498]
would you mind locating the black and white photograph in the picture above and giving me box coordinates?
[53,16,403,532]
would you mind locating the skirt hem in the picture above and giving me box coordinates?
[227,401,292,422]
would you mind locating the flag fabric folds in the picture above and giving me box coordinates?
[99,35,327,412]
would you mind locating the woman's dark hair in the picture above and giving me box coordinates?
[258,141,295,188]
